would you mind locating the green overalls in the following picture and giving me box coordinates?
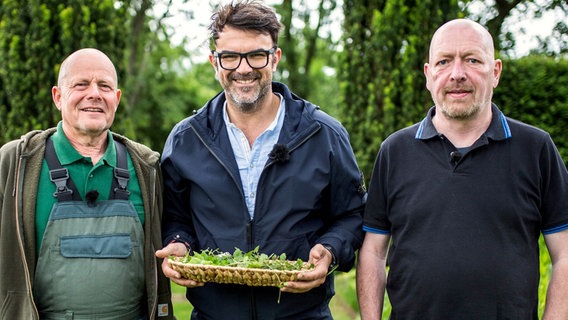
[33,139,145,320]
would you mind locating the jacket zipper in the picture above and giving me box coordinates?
[149,167,158,319]
[190,105,321,319]
[14,146,41,319]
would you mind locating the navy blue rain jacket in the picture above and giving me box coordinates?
[161,82,366,320]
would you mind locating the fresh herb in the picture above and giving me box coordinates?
[178,246,314,271]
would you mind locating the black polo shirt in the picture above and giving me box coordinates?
[363,104,568,319]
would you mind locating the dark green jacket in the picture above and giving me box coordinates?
[0,127,174,319]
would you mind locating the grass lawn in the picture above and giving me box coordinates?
[171,283,192,319]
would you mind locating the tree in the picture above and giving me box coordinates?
[275,0,339,101]
[0,0,128,145]
[466,0,568,56]
[0,0,207,151]
[261,0,343,120]
[340,0,462,181]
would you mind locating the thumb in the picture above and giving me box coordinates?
[156,242,189,258]
[155,248,169,258]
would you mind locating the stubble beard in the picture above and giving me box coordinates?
[226,78,271,114]
[439,102,480,120]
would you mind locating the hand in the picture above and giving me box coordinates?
[155,242,204,288]
[280,244,333,293]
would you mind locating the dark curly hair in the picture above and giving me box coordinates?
[208,0,283,48]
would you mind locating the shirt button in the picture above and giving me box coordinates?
[249,192,255,199]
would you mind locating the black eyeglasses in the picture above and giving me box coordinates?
[212,47,277,71]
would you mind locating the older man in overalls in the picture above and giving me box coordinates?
[0,48,173,319]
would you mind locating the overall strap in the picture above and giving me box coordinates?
[110,140,130,200]
[45,138,81,202]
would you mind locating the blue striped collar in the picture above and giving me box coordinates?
[415,104,512,141]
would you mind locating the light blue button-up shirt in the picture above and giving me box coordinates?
[223,93,285,219]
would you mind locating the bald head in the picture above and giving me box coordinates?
[424,18,502,122]
[58,48,118,87]
[429,19,495,63]
[52,48,122,144]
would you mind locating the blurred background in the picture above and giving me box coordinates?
[1,0,566,318]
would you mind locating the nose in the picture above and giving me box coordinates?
[86,83,102,99]
[235,56,253,73]
[450,60,466,82]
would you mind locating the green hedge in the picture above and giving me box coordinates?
[494,56,568,165]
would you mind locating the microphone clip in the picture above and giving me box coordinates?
[450,151,462,163]
[85,190,99,207]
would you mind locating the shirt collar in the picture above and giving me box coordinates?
[222,93,285,132]
[52,121,117,166]
[415,104,512,141]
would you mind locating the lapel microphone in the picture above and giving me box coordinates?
[450,151,462,163]
[85,190,99,207]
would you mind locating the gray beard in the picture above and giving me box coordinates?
[439,103,480,120]
[229,84,271,114]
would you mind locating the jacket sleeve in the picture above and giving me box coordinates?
[160,130,197,249]
[317,124,366,272]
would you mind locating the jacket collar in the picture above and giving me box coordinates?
[191,82,320,145]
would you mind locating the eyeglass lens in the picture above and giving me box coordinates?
[217,49,272,70]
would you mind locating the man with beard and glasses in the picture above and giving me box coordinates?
[357,19,568,319]
[0,48,174,319]
[155,1,366,319]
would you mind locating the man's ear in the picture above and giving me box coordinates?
[52,86,62,110]
[272,47,282,72]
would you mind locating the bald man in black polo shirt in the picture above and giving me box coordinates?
[357,19,568,320]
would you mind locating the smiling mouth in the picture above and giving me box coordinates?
[81,108,104,112]
[234,78,256,85]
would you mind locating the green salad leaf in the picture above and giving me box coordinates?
[177,246,314,271]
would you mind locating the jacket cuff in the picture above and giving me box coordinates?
[321,244,338,272]
[164,234,192,252]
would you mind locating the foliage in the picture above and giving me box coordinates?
[1,1,562,318]
[114,42,220,151]
[112,0,219,152]
[339,0,568,183]
[0,0,208,152]
[177,246,313,271]
[466,0,568,56]
[493,55,568,164]
[338,4,564,317]
[0,0,128,145]
[274,0,342,116]
[339,0,463,183]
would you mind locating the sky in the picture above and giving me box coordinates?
[156,0,561,64]
[467,0,561,57]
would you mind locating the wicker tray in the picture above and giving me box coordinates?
[168,257,312,287]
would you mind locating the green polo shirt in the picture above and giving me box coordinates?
[35,122,145,251]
